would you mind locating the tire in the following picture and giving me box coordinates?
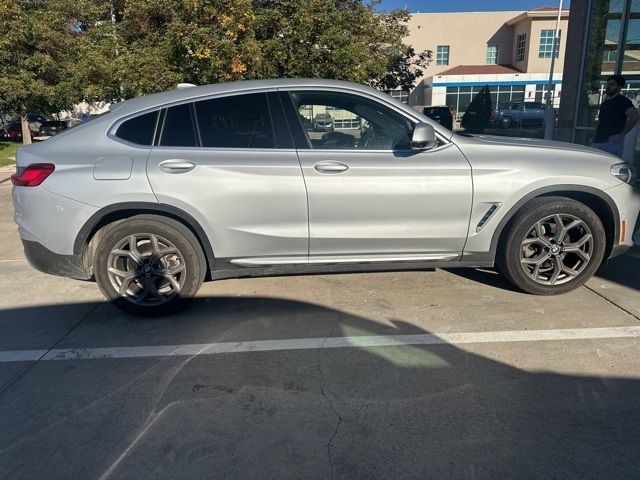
[496,197,606,295]
[500,117,512,129]
[94,215,206,315]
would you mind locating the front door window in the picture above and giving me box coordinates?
[289,91,414,151]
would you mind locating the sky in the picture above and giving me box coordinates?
[376,0,570,12]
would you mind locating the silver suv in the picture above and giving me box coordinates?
[11,79,640,315]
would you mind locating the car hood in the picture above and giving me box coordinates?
[454,133,615,157]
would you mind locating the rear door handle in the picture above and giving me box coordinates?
[314,161,349,174]
[159,160,196,173]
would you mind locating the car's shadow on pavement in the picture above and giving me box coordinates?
[595,246,640,291]
[446,246,640,293]
[1,296,639,479]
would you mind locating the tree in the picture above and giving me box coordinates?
[0,0,98,144]
[461,86,493,133]
[79,0,431,101]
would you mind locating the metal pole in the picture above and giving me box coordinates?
[544,0,564,139]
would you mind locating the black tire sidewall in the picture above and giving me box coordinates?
[94,215,206,315]
[500,198,606,295]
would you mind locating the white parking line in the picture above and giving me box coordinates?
[1,326,639,363]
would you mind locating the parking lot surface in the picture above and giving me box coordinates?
[1,170,640,479]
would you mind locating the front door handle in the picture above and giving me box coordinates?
[159,160,196,174]
[314,161,349,174]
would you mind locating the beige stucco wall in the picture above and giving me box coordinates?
[406,11,569,83]
[406,11,522,79]
[523,18,569,73]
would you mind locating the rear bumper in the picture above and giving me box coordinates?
[22,239,90,280]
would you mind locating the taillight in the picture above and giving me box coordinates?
[11,163,55,187]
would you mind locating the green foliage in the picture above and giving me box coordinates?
[0,0,99,116]
[80,0,432,101]
[1,0,432,114]
[461,86,493,133]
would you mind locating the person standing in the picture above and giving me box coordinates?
[592,75,640,159]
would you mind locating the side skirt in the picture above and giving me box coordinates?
[209,259,495,281]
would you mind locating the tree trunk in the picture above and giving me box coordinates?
[21,114,32,145]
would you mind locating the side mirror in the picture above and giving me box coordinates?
[411,122,438,151]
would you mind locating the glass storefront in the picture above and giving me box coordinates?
[576,0,640,165]
[445,85,526,120]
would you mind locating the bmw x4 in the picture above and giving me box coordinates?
[11,79,640,314]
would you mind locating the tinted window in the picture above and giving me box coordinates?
[525,102,545,110]
[289,91,414,150]
[160,104,197,147]
[195,93,275,148]
[115,111,158,145]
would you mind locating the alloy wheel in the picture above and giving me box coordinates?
[107,233,186,306]
[520,214,593,286]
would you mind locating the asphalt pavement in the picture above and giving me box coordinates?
[1,168,640,479]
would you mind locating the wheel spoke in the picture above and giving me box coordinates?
[158,273,181,293]
[564,233,592,251]
[562,264,579,277]
[131,278,152,304]
[521,252,552,265]
[111,249,143,266]
[108,267,131,278]
[118,272,140,295]
[549,257,563,285]
[128,235,143,263]
[556,218,583,243]
[163,264,185,276]
[533,221,552,247]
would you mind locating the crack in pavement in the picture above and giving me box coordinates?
[316,320,343,479]
[584,284,640,322]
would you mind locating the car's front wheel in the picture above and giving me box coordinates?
[94,215,206,315]
[497,197,606,295]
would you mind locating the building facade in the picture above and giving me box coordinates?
[404,8,569,118]
[558,0,640,165]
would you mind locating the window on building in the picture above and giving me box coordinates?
[516,34,527,62]
[436,45,450,65]
[388,90,409,104]
[539,29,561,58]
[486,45,498,64]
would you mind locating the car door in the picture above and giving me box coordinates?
[146,92,309,266]
[280,89,472,262]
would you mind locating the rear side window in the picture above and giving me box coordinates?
[194,93,275,148]
[160,104,198,147]
[115,111,158,145]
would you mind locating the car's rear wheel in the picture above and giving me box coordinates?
[497,197,606,295]
[94,215,206,315]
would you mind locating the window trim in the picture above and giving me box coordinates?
[486,45,498,65]
[110,109,161,148]
[436,45,450,66]
[279,87,450,152]
[538,29,561,59]
[108,87,285,150]
[516,33,527,62]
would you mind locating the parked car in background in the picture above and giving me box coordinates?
[0,122,39,141]
[313,112,334,131]
[35,119,82,140]
[492,101,557,129]
[11,79,639,315]
[413,105,453,130]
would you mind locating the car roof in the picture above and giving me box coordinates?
[110,79,402,117]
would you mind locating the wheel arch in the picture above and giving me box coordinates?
[491,185,619,262]
[75,202,215,277]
